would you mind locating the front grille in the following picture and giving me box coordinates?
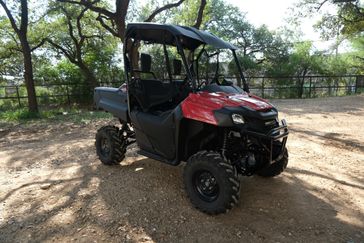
[246,118,278,133]
[264,120,276,126]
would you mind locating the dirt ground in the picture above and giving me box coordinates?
[0,95,363,243]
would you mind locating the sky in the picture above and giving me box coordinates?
[226,0,298,30]
[225,0,338,50]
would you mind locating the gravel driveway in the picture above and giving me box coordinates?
[0,95,363,243]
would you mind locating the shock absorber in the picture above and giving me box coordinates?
[221,129,228,160]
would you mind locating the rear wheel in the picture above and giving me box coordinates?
[183,151,240,215]
[257,148,288,177]
[95,126,126,165]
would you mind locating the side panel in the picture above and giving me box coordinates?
[130,110,176,160]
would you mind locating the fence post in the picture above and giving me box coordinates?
[66,85,71,108]
[309,77,312,98]
[261,77,265,98]
[15,86,21,108]
[328,84,331,96]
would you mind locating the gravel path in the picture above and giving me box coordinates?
[0,95,363,243]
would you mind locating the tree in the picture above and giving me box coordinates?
[202,0,290,83]
[294,0,363,72]
[294,0,363,43]
[0,0,44,112]
[166,0,207,28]
[46,4,106,88]
[348,34,364,72]
[55,0,199,76]
[56,0,189,42]
[288,42,323,98]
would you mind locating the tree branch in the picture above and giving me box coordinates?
[46,38,77,64]
[76,7,89,46]
[145,0,185,22]
[316,0,329,11]
[193,0,207,29]
[59,7,80,52]
[20,0,29,34]
[56,0,114,18]
[116,0,129,21]
[8,32,21,49]
[31,39,47,52]
[96,14,119,37]
[0,0,20,34]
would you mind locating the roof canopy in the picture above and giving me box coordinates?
[125,23,237,50]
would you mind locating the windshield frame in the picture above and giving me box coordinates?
[191,47,250,93]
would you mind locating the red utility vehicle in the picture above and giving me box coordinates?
[94,23,289,214]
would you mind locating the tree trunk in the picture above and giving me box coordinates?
[297,75,306,98]
[0,0,38,113]
[235,73,242,87]
[20,35,38,113]
[79,62,98,88]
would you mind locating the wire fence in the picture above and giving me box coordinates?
[0,75,363,109]
[243,75,363,99]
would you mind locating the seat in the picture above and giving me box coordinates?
[130,78,177,112]
[129,53,180,112]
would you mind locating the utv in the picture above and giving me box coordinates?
[94,23,289,214]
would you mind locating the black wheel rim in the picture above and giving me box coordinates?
[100,137,111,157]
[193,170,219,202]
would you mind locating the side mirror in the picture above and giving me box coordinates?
[140,53,152,72]
[173,59,182,75]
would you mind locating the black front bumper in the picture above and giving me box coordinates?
[245,119,289,164]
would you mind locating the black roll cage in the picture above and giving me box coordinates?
[123,23,250,93]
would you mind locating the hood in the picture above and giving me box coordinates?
[196,91,273,111]
[181,91,275,126]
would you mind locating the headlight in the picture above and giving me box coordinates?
[232,114,244,124]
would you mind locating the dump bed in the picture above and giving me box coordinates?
[94,87,128,122]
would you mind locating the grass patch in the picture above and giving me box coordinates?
[0,108,42,121]
[0,107,112,124]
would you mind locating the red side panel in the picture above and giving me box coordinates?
[181,91,273,125]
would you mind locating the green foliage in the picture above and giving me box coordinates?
[0,17,23,77]
[348,34,364,73]
[171,0,210,27]
[0,108,41,121]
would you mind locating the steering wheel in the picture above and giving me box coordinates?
[211,74,226,85]
[181,76,192,89]
[197,80,207,89]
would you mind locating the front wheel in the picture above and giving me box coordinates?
[257,148,289,177]
[183,151,240,215]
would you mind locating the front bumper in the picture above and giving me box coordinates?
[245,119,289,164]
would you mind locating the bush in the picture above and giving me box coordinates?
[0,108,41,121]
[0,107,112,123]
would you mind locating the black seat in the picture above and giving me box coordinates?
[130,78,177,112]
[129,53,179,112]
